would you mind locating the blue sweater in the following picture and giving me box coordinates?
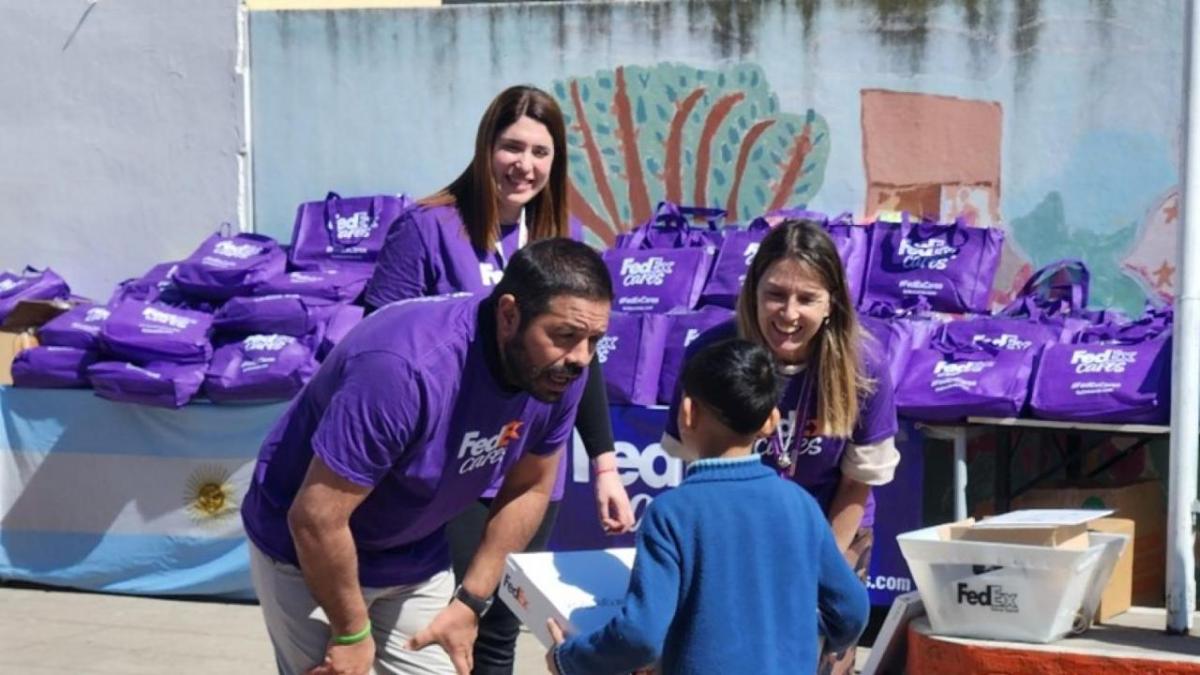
[554,455,869,675]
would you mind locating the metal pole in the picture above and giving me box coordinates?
[1166,0,1200,634]
[954,428,967,521]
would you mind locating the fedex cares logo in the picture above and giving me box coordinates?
[332,211,377,240]
[933,360,992,377]
[742,242,760,265]
[141,306,195,329]
[1071,348,1137,374]
[972,333,1032,350]
[777,411,824,457]
[571,435,682,530]
[457,420,523,474]
[212,240,263,260]
[84,307,111,323]
[479,263,504,287]
[595,335,619,364]
[620,257,674,286]
[243,334,295,351]
[897,237,958,270]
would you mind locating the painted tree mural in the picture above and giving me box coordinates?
[552,63,830,244]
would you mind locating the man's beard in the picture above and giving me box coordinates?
[502,333,585,403]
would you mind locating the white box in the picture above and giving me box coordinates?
[898,517,1126,644]
[499,548,635,648]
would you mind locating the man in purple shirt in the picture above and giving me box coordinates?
[241,239,612,675]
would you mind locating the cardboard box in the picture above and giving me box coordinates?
[499,548,635,649]
[1013,480,1165,605]
[946,509,1111,551]
[0,330,37,385]
[1089,518,1134,622]
[0,299,76,385]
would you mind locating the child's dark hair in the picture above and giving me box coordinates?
[680,339,780,436]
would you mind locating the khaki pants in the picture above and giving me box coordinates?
[249,541,456,675]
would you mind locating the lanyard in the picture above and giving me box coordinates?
[774,364,814,476]
[494,208,527,271]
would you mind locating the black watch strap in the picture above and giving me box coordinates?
[453,584,493,617]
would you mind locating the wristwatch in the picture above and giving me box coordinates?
[452,584,494,618]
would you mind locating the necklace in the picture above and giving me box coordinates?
[494,207,527,271]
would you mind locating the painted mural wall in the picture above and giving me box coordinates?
[251,0,1184,317]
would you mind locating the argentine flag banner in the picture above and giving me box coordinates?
[0,387,287,599]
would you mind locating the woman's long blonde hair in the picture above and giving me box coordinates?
[421,85,569,251]
[735,219,874,437]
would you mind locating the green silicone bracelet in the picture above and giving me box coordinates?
[333,620,372,646]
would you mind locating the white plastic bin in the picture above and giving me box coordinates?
[897,526,1126,643]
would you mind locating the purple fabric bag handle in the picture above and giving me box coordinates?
[622,202,727,250]
[1075,316,1169,345]
[1008,259,1090,314]
[929,329,1001,361]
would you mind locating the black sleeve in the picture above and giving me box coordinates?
[576,357,615,459]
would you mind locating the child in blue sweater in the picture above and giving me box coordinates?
[545,338,870,675]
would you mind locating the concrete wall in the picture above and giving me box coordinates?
[0,1,243,300]
[250,0,1184,315]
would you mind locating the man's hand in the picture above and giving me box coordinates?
[408,599,479,675]
[592,455,635,535]
[305,637,375,675]
[545,618,568,674]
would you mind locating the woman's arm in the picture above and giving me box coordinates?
[826,474,870,552]
[362,211,432,310]
[576,358,635,534]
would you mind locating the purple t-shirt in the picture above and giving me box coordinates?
[241,294,585,587]
[663,321,897,527]
[363,204,584,306]
[362,203,584,499]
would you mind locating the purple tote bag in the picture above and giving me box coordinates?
[596,311,669,406]
[699,218,772,308]
[87,361,206,408]
[253,267,371,302]
[109,262,179,305]
[37,303,111,351]
[896,334,1038,423]
[825,218,870,307]
[655,307,735,404]
[1030,319,1172,424]
[213,294,337,337]
[0,267,70,324]
[204,334,318,403]
[289,192,412,271]
[98,301,213,365]
[862,216,1004,314]
[860,299,943,391]
[12,347,99,388]
[173,231,287,300]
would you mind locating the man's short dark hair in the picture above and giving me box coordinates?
[681,339,779,436]
[490,238,613,326]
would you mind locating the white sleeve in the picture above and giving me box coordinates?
[839,436,899,486]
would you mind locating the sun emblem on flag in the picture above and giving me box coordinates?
[184,465,238,524]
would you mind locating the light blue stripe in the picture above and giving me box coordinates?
[0,530,255,600]
[0,386,288,459]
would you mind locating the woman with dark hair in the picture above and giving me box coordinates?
[661,219,900,675]
[363,85,634,675]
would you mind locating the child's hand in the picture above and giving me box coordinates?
[544,618,568,674]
